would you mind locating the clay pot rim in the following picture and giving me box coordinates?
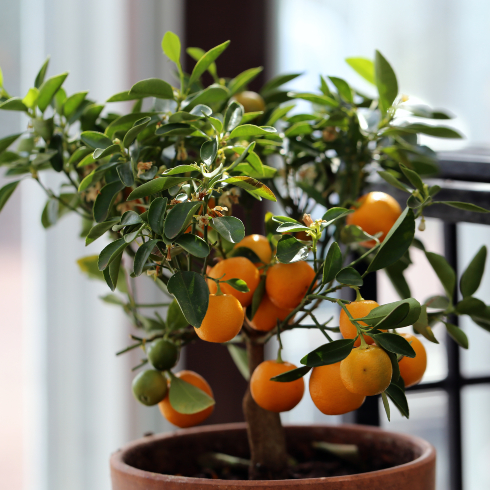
[110,422,435,486]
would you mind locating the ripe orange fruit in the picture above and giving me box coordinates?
[232,91,265,113]
[266,261,316,310]
[207,257,260,306]
[195,294,244,343]
[398,333,427,387]
[234,234,272,264]
[346,192,402,247]
[159,370,214,428]
[339,300,380,347]
[250,293,292,332]
[309,362,365,415]
[250,360,304,412]
[340,345,393,396]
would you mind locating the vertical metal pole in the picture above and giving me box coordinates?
[444,223,463,490]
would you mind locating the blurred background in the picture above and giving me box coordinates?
[1,1,490,490]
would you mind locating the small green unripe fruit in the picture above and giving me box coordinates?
[147,339,179,371]
[132,370,168,406]
[232,91,265,113]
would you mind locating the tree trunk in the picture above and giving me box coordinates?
[243,338,289,480]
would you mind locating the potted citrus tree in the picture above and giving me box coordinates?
[1,31,489,489]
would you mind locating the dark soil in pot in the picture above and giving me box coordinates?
[111,423,436,489]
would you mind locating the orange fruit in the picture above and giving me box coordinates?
[207,257,260,306]
[195,294,244,343]
[309,362,365,415]
[232,91,265,113]
[340,345,393,396]
[250,293,292,332]
[250,360,304,412]
[266,261,316,310]
[159,370,214,428]
[339,300,380,347]
[398,333,427,387]
[346,192,402,247]
[234,234,272,264]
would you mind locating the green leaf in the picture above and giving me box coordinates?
[229,124,277,139]
[112,210,143,231]
[0,180,20,212]
[98,238,128,271]
[41,198,59,228]
[227,344,250,381]
[129,78,174,100]
[397,123,462,139]
[413,305,439,343]
[148,197,167,235]
[356,298,421,329]
[104,112,155,139]
[322,207,354,225]
[285,121,313,137]
[123,116,151,148]
[34,56,50,88]
[224,278,250,293]
[444,322,469,349]
[375,51,398,114]
[425,295,450,309]
[175,234,210,258]
[224,101,244,133]
[93,181,125,223]
[329,76,353,102]
[301,339,356,367]
[289,92,338,107]
[378,170,412,193]
[182,85,229,111]
[336,267,363,287]
[437,201,489,213]
[93,144,121,160]
[381,392,391,421]
[31,118,54,142]
[103,251,122,292]
[117,161,135,187]
[229,67,263,95]
[188,41,230,87]
[460,246,487,297]
[455,296,486,315]
[37,72,69,112]
[387,350,401,383]
[201,137,218,166]
[267,104,295,126]
[162,31,181,65]
[367,208,415,273]
[223,176,276,202]
[127,177,189,201]
[323,242,342,284]
[210,216,245,244]
[169,374,215,414]
[163,165,200,176]
[271,366,312,382]
[85,217,120,246]
[134,239,159,276]
[155,123,194,136]
[386,379,409,418]
[63,91,88,119]
[22,87,39,109]
[250,276,266,320]
[425,251,456,299]
[470,306,490,332]
[106,91,146,103]
[372,332,415,358]
[164,201,202,239]
[81,131,113,150]
[399,164,425,195]
[0,133,23,154]
[167,299,189,330]
[276,235,309,264]
[261,73,302,94]
[345,57,375,85]
[276,223,310,234]
[0,97,28,112]
[167,271,209,328]
[186,47,217,79]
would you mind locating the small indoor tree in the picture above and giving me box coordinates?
[1,32,489,481]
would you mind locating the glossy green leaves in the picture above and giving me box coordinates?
[169,374,215,414]
[375,51,398,114]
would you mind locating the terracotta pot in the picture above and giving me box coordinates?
[110,423,436,490]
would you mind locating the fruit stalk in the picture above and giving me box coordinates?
[243,336,288,479]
